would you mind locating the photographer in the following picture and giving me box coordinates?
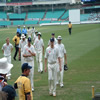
[12,32,20,61]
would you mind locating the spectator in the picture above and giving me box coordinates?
[0,57,13,91]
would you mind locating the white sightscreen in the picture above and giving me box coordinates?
[69,9,80,23]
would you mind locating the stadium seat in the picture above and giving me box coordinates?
[25,20,38,25]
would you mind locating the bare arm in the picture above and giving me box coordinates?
[27,94,31,100]
[2,50,4,53]
[64,53,67,65]
[11,48,13,52]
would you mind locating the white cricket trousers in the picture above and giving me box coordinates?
[5,56,11,77]
[48,63,57,94]
[24,60,34,89]
[57,57,64,85]
[21,52,24,65]
[36,51,43,72]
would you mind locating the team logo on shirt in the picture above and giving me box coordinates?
[49,50,51,53]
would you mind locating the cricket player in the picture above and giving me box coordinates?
[2,38,13,80]
[19,34,27,65]
[34,32,44,73]
[27,26,32,38]
[23,37,36,92]
[14,63,33,100]
[56,36,67,88]
[48,33,57,46]
[45,38,61,97]
[32,30,38,42]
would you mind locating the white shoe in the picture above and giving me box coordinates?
[32,88,34,92]
[56,82,59,85]
[60,84,64,88]
[53,92,56,97]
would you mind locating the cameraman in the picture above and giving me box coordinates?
[12,32,20,60]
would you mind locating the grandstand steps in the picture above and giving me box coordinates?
[43,10,47,19]
[25,12,28,20]
[59,10,67,20]
[7,14,9,20]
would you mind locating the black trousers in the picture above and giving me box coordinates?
[14,45,19,59]
[69,28,72,35]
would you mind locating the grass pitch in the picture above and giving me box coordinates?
[0,23,100,100]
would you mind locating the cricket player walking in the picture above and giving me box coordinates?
[23,37,36,92]
[56,36,67,87]
[2,38,13,80]
[19,34,27,65]
[34,32,44,73]
[45,38,61,97]
[48,33,57,46]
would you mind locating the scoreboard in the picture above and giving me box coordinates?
[6,0,32,3]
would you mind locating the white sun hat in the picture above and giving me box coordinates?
[0,57,13,74]
[23,26,25,27]
[57,36,62,40]
[38,32,41,35]
[21,34,26,39]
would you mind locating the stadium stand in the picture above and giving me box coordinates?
[51,21,62,23]
[13,21,24,25]
[9,13,26,20]
[45,10,65,19]
[28,11,44,19]
[25,20,38,25]
[0,21,11,26]
[0,12,7,19]
[80,14,90,21]
[61,10,69,19]
[39,20,51,24]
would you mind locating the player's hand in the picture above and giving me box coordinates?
[45,66,47,72]
[60,67,62,72]
[28,50,31,53]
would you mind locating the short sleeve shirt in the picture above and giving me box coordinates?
[56,43,66,58]
[45,46,60,64]
[19,39,27,52]
[2,43,13,56]
[23,44,36,61]
[15,76,33,100]
[34,38,44,51]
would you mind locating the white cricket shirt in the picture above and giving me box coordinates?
[23,44,36,61]
[45,46,60,64]
[56,43,66,58]
[34,38,44,51]
[2,43,13,57]
[19,39,27,52]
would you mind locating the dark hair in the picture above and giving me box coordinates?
[2,85,16,100]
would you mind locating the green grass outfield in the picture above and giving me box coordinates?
[0,23,100,100]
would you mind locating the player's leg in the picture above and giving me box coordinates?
[52,63,57,96]
[28,61,34,92]
[39,51,43,73]
[48,64,53,95]
[6,56,11,79]
[60,58,64,87]
[56,61,60,85]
